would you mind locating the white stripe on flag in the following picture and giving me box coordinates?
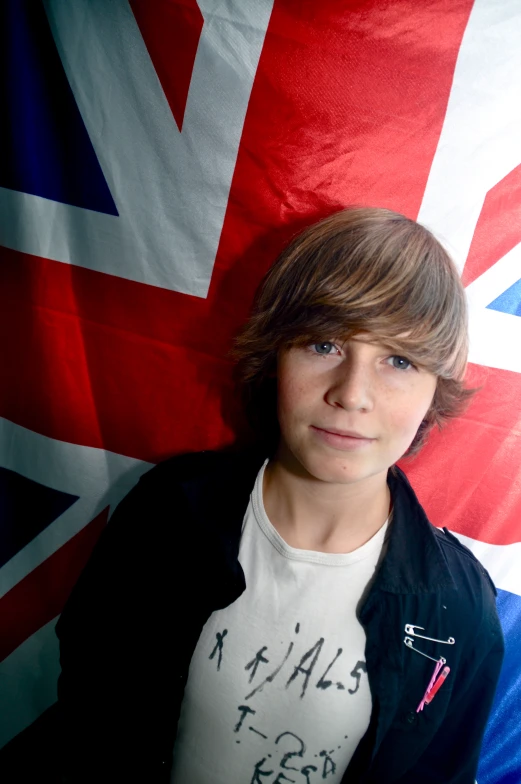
[418,0,521,374]
[449,530,521,598]
[0,617,60,748]
[0,417,151,600]
[0,0,274,297]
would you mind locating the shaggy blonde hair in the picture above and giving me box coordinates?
[233,207,476,456]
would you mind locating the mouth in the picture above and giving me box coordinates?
[310,426,376,450]
[315,427,372,439]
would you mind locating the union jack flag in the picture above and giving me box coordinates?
[0,1,520,781]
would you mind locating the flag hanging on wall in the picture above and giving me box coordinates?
[1,1,520,781]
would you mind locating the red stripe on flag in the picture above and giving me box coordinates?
[402,364,521,546]
[0,1,473,461]
[0,248,240,461]
[129,0,204,132]
[463,163,521,287]
[0,508,108,663]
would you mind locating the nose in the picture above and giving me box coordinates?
[325,357,374,412]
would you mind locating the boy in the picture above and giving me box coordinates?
[56,207,503,783]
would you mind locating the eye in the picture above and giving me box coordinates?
[311,341,338,355]
[388,355,414,371]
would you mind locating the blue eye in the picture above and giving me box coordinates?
[390,355,412,370]
[313,342,336,355]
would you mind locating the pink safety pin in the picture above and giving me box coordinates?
[417,663,451,712]
[425,666,450,704]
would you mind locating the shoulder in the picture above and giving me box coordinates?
[433,526,503,646]
[124,448,265,533]
[134,447,262,494]
[433,524,497,596]
[84,450,242,558]
[108,446,265,542]
[393,464,499,601]
[390,466,502,646]
[138,448,229,484]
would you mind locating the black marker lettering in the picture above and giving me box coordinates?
[245,642,294,700]
[249,726,268,740]
[348,660,367,695]
[319,749,337,778]
[275,731,306,771]
[316,648,343,690]
[209,629,228,671]
[234,704,256,733]
[250,758,273,783]
[286,638,324,698]
[245,646,270,683]
[301,764,318,784]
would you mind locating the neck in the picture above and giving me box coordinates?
[263,453,391,554]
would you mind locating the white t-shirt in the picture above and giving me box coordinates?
[171,460,388,784]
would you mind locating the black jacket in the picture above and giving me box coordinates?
[56,449,504,783]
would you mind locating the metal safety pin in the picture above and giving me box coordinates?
[404,625,455,645]
[404,637,446,664]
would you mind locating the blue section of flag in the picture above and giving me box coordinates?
[0,0,118,216]
[487,278,521,317]
[0,467,78,569]
[478,588,521,784]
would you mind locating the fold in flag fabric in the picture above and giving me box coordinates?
[0,1,520,781]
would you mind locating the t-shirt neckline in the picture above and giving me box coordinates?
[251,459,389,567]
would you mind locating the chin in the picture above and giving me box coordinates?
[297,449,387,485]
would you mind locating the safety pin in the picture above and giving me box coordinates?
[404,625,455,645]
[404,637,446,665]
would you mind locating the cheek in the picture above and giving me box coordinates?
[277,378,304,420]
[390,388,435,437]
[277,372,318,430]
[394,407,425,436]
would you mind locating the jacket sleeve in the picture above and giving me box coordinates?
[55,465,184,783]
[395,621,504,784]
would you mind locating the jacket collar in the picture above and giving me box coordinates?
[376,466,457,594]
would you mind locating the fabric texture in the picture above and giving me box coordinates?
[55,449,504,783]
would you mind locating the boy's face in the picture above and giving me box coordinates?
[275,333,437,486]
